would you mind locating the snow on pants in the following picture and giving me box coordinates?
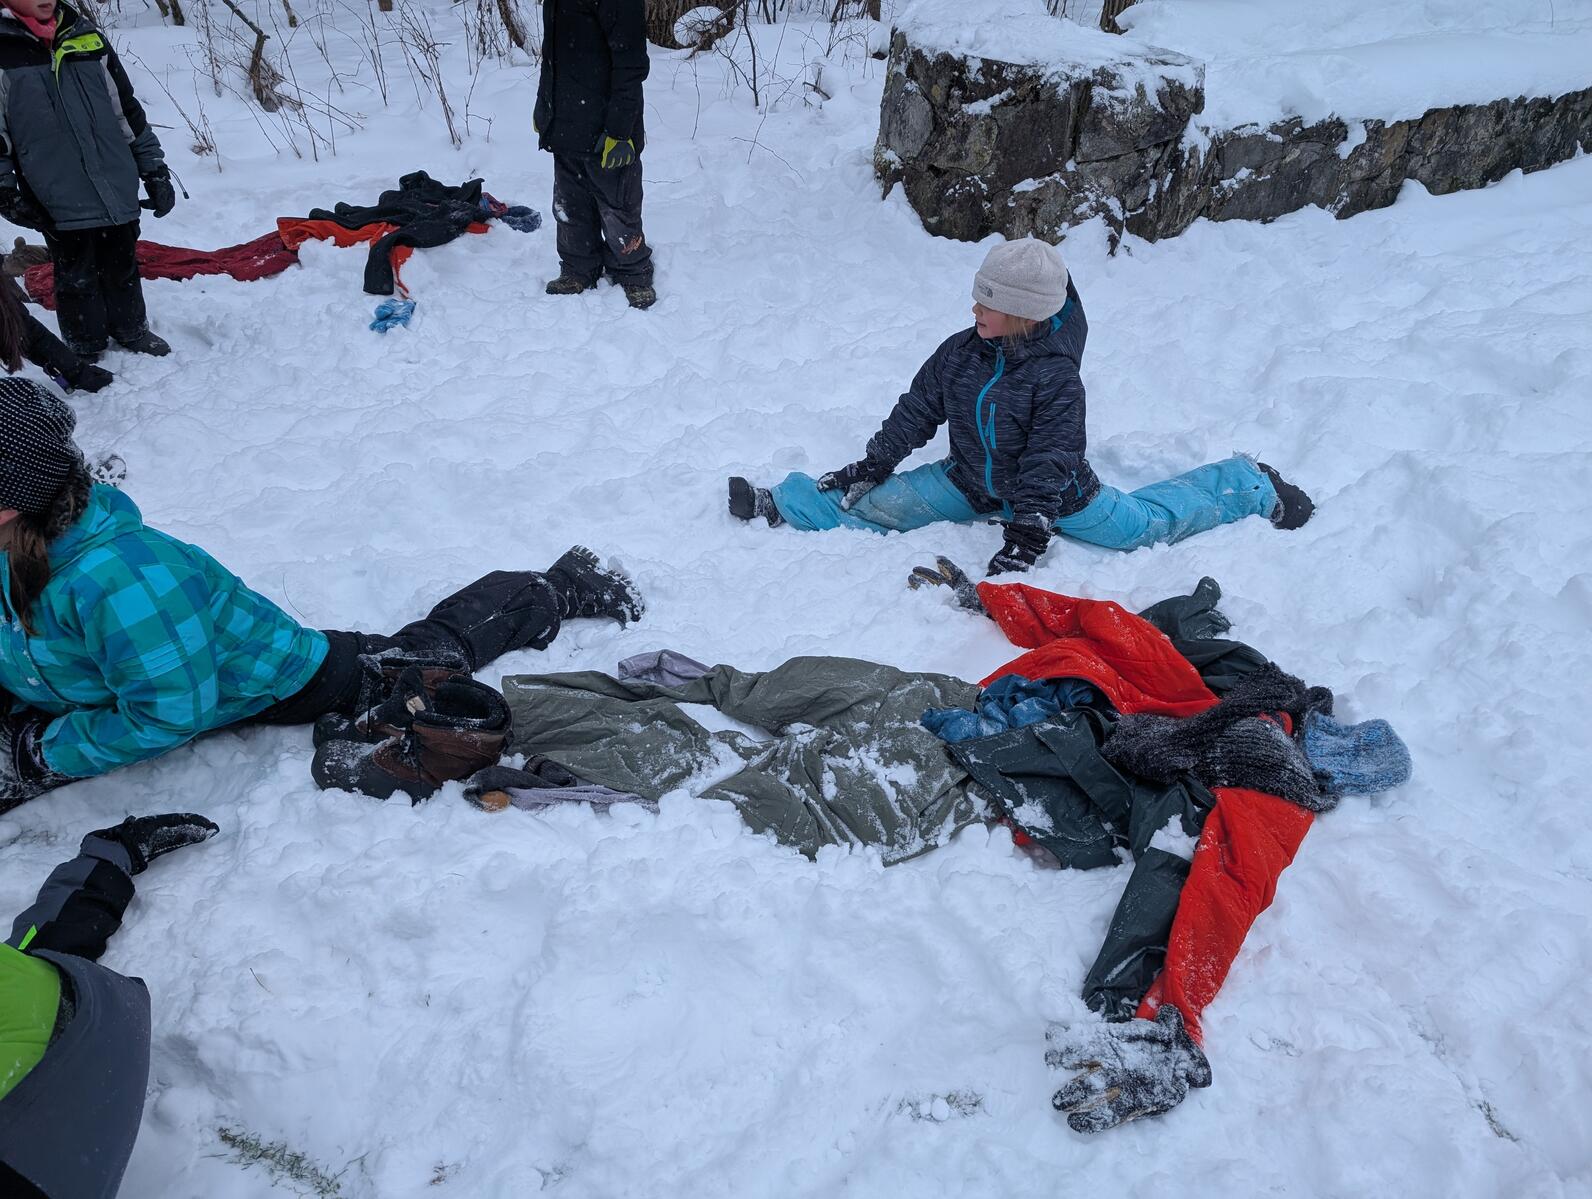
[551,153,652,287]
[771,457,1278,551]
[41,221,148,355]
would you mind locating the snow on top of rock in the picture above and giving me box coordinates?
[894,0,1197,84]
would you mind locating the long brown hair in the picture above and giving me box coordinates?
[0,276,32,374]
[1,462,91,636]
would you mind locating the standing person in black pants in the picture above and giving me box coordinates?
[533,0,656,310]
[0,0,177,360]
[0,812,220,1199]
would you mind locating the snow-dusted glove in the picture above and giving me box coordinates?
[598,135,636,169]
[987,512,1052,576]
[907,556,987,616]
[139,167,177,218]
[816,457,892,510]
[1047,1005,1212,1133]
[1,710,76,813]
[89,813,219,875]
[0,184,50,232]
[63,359,115,394]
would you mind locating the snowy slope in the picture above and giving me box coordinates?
[2,8,1591,1197]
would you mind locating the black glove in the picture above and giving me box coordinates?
[597,135,636,169]
[1,710,72,810]
[139,167,176,219]
[65,359,115,393]
[907,555,987,616]
[0,183,50,232]
[89,813,220,875]
[986,512,1052,576]
[1047,1005,1213,1133]
[816,457,892,511]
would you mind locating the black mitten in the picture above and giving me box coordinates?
[90,813,220,875]
[140,167,177,219]
[1047,1004,1212,1133]
[986,512,1052,576]
[816,457,893,511]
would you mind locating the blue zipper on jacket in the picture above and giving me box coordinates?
[974,346,1006,502]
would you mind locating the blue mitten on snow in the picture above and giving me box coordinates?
[370,299,416,333]
[499,206,542,233]
[1302,711,1412,796]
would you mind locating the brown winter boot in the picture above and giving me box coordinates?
[311,672,511,803]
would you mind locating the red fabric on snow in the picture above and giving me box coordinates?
[975,580,1216,718]
[1137,788,1314,1043]
[23,231,301,310]
[975,579,1313,1045]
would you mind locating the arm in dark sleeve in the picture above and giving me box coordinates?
[101,48,164,174]
[864,339,951,469]
[1007,365,1089,522]
[8,834,136,961]
[596,0,649,143]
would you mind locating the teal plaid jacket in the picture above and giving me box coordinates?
[0,486,328,778]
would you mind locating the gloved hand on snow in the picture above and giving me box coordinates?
[987,512,1051,576]
[1046,1004,1212,1133]
[907,556,987,616]
[816,457,892,510]
[89,813,220,875]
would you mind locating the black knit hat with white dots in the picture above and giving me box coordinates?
[0,376,83,516]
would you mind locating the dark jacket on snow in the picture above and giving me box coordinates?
[866,279,1101,524]
[533,0,648,157]
[0,5,164,231]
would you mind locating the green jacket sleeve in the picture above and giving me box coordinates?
[38,558,223,779]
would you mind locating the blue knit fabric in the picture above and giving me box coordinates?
[1302,712,1413,796]
[498,206,543,233]
[370,299,416,333]
[922,675,1104,743]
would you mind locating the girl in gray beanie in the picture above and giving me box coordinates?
[729,237,1313,573]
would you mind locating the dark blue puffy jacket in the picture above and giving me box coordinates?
[865,279,1100,523]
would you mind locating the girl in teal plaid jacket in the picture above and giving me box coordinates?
[0,379,642,810]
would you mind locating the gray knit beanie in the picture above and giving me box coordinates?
[972,237,1070,321]
[0,377,83,515]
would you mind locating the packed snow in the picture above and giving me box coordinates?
[2,4,1591,1196]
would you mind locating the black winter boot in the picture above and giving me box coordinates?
[114,330,171,357]
[543,546,644,625]
[1257,462,1315,530]
[623,284,657,310]
[545,275,591,296]
[311,672,511,802]
[727,477,785,527]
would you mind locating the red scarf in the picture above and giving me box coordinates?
[2,5,59,43]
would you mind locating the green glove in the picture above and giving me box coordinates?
[599,135,636,169]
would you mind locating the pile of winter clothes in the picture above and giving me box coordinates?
[311,573,1409,1131]
[20,172,542,311]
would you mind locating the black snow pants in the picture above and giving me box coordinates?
[552,153,652,287]
[251,570,563,726]
[41,221,148,356]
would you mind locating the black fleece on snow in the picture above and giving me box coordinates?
[303,171,485,295]
[534,0,648,157]
[865,278,1101,524]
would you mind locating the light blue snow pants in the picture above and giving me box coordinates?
[769,457,1278,551]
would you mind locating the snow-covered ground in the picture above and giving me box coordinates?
[1119,0,1592,127]
[3,6,1592,1196]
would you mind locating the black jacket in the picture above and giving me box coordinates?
[533,0,648,156]
[866,279,1101,523]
